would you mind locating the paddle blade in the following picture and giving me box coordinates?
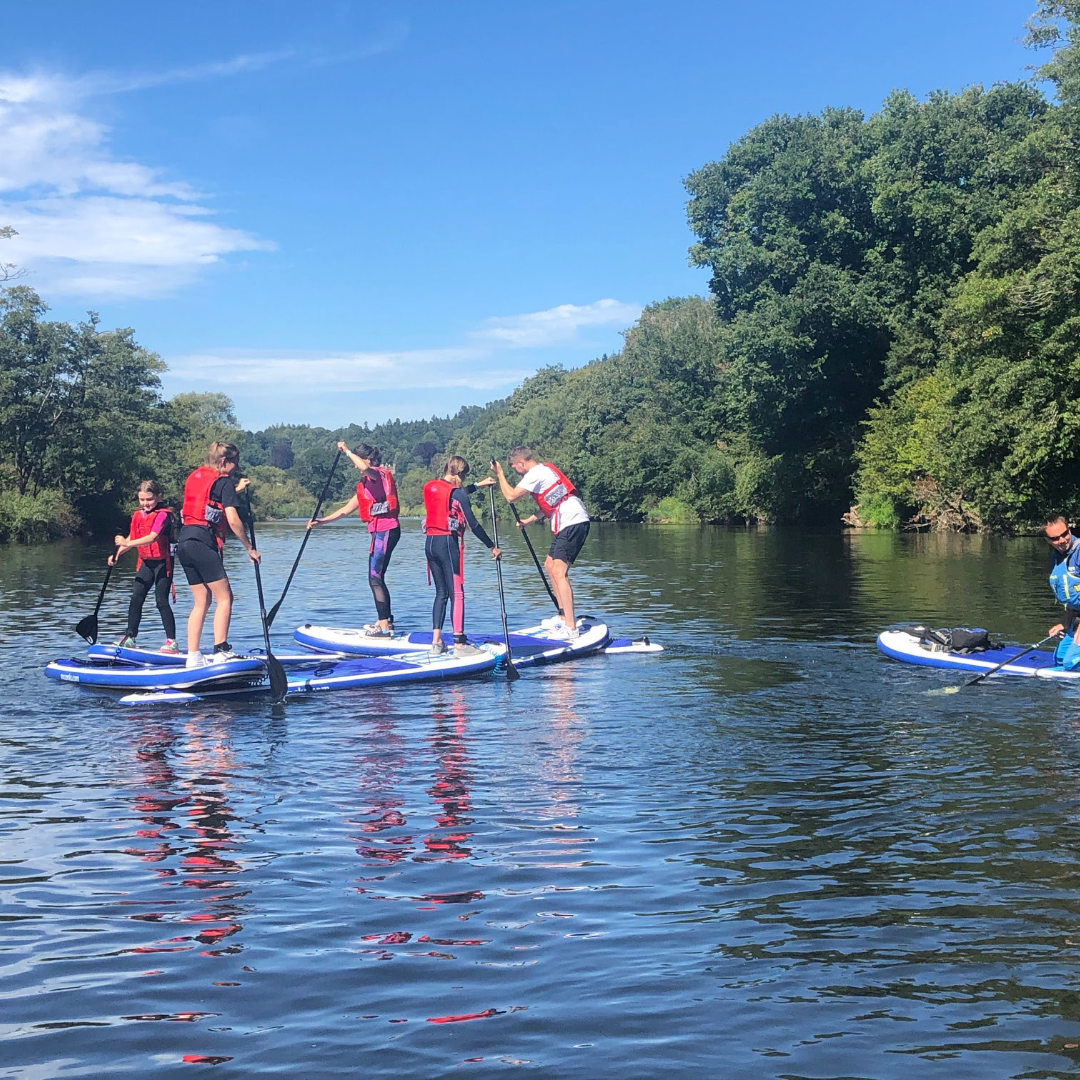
[75,615,98,644]
[267,653,289,703]
[264,597,282,629]
[505,658,521,682]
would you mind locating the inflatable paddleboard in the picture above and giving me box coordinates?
[293,617,619,666]
[877,629,1078,679]
[117,645,502,704]
[604,636,663,654]
[45,655,267,690]
[86,642,348,667]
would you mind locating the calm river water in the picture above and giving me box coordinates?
[4,522,1080,1078]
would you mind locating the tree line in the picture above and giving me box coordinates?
[3,1,1079,540]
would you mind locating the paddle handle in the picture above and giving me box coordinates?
[266,448,342,627]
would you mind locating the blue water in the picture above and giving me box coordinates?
[5,523,1080,1077]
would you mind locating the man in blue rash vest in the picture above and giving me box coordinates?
[1045,515,1080,668]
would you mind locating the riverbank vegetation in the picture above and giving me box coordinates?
[3,2,1079,539]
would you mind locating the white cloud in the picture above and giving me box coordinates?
[162,297,640,416]
[0,64,272,298]
[165,345,513,392]
[473,298,642,348]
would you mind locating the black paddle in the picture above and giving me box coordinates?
[265,447,342,627]
[75,548,121,644]
[941,633,1059,693]
[496,465,562,614]
[487,483,520,682]
[244,494,289,703]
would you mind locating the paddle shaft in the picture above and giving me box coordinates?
[266,447,342,626]
[963,634,1058,686]
[245,495,289,702]
[487,485,520,680]
[506,492,561,614]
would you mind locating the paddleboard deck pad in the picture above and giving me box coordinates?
[877,629,1076,679]
[117,645,502,704]
[86,643,348,667]
[293,617,627,665]
[45,655,267,690]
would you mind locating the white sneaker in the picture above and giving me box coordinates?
[541,615,565,631]
[208,648,239,664]
[185,651,205,669]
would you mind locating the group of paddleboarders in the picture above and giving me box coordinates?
[107,441,589,665]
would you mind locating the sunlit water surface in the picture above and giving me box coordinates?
[4,523,1080,1078]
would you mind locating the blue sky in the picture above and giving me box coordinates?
[1,0,1038,430]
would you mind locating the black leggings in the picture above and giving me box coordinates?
[368,527,401,623]
[127,559,176,640]
[426,534,465,640]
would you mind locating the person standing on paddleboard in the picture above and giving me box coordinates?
[493,447,589,641]
[175,442,259,668]
[1045,514,1080,669]
[109,480,178,653]
[308,441,400,637]
[422,456,500,658]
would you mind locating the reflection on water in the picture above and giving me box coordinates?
[4,522,1080,1076]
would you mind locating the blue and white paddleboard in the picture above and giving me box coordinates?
[86,642,348,667]
[116,645,503,704]
[294,617,612,666]
[877,629,1077,679]
[45,655,267,690]
[293,616,664,663]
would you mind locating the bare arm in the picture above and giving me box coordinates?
[225,505,260,562]
[494,462,530,504]
[309,494,359,528]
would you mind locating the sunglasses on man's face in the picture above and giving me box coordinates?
[1047,527,1071,542]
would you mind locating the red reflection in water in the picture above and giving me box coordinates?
[345,704,416,866]
[427,1008,502,1024]
[421,685,474,862]
[121,715,251,984]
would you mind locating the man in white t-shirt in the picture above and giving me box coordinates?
[493,447,590,640]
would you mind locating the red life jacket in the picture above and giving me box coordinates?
[422,478,466,536]
[530,463,577,519]
[356,466,399,523]
[181,466,227,551]
[129,506,172,570]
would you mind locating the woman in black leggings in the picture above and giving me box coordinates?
[422,457,500,657]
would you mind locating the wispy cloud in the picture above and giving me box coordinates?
[166,345,507,392]
[165,298,643,406]
[472,298,642,348]
[0,61,278,298]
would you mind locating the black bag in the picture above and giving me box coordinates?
[948,628,991,653]
[907,625,992,654]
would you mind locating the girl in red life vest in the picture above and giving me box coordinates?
[423,456,500,658]
[308,441,401,637]
[175,442,260,669]
[109,480,178,652]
